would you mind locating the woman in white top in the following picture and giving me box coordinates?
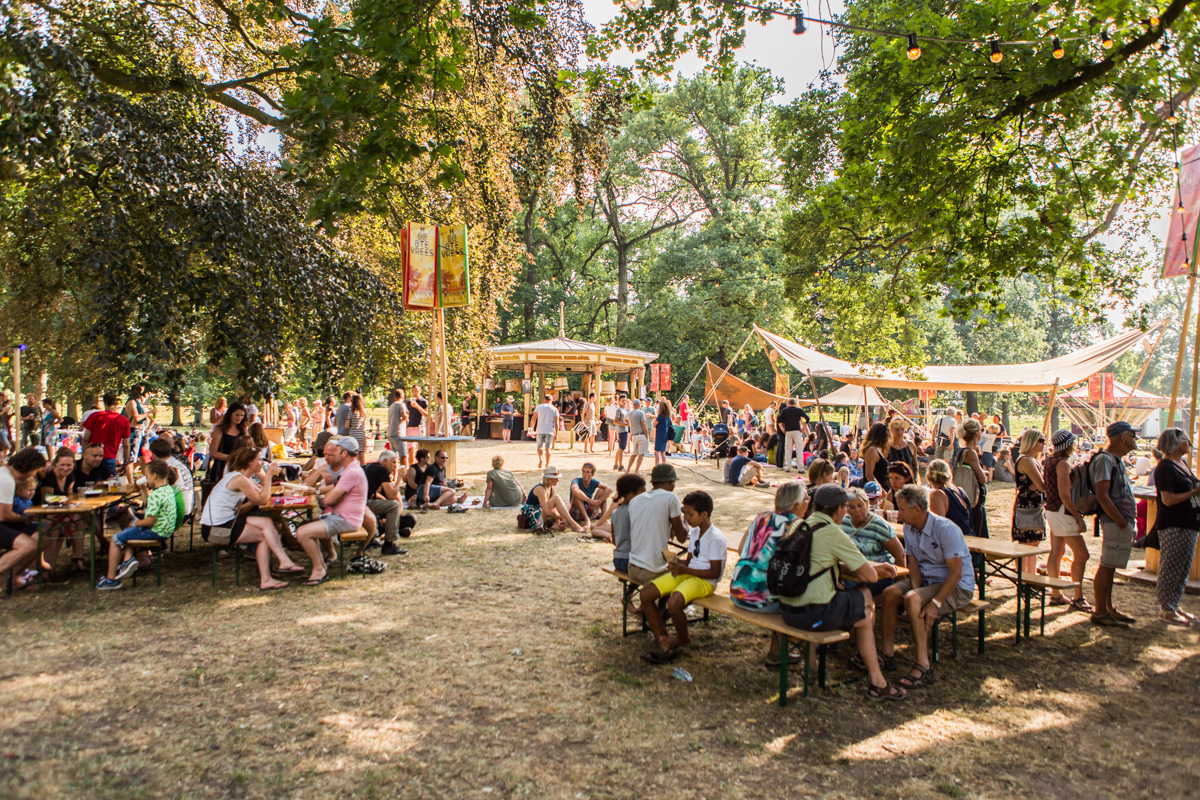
[200,447,304,590]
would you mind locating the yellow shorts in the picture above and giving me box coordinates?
[649,573,716,604]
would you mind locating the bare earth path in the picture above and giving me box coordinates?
[2,439,1197,799]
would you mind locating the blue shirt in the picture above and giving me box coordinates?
[903,511,975,594]
[572,477,599,498]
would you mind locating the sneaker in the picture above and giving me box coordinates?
[96,577,123,591]
[381,542,408,556]
[115,558,139,580]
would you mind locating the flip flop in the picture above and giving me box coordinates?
[639,649,680,665]
[303,574,330,587]
[259,582,290,592]
[272,566,305,576]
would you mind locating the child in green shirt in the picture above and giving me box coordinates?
[96,461,176,590]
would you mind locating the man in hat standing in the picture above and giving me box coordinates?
[1090,420,1140,628]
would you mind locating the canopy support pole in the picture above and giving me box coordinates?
[1118,325,1167,420]
[1192,303,1200,471]
[1167,273,1197,428]
[699,331,757,411]
[676,359,707,407]
[1042,379,1060,439]
[807,370,826,425]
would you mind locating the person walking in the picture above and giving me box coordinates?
[653,398,673,465]
[1151,427,1200,625]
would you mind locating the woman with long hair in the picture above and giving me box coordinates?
[1044,430,1092,611]
[956,418,990,538]
[886,417,920,485]
[653,398,674,465]
[200,446,304,590]
[209,396,227,426]
[207,402,247,483]
[1012,429,1048,574]
[248,422,273,463]
[348,393,368,463]
[862,422,891,490]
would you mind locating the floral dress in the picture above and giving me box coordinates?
[1012,455,1046,543]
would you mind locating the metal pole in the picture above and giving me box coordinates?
[439,308,450,437]
[1167,273,1197,428]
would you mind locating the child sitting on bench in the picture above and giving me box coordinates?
[96,460,176,590]
[639,490,727,663]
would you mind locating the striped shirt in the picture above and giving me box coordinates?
[841,513,898,564]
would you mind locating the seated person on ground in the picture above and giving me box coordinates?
[402,448,430,507]
[992,450,1016,483]
[640,491,726,663]
[295,437,369,585]
[777,484,905,702]
[730,481,809,666]
[879,484,976,690]
[726,445,765,486]
[421,449,467,509]
[96,461,177,590]
[841,487,905,596]
[570,462,613,528]
[483,455,524,509]
[519,467,585,533]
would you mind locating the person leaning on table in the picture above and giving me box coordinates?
[1150,426,1200,625]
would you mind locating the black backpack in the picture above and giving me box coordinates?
[1070,453,1104,516]
[767,518,833,598]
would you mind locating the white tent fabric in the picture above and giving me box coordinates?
[754,322,1167,392]
[815,383,889,407]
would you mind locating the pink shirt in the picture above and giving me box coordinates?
[331,462,368,528]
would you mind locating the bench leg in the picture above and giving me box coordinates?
[780,634,790,707]
[931,620,939,663]
[621,583,628,637]
[1039,588,1046,636]
[951,611,958,659]
[339,538,346,579]
[1024,585,1033,640]
[155,547,162,587]
[978,608,986,656]
[817,644,827,689]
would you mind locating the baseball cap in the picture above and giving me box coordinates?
[1051,429,1076,454]
[1106,420,1137,440]
[337,436,359,453]
[649,463,677,482]
[812,484,854,508]
[863,480,883,499]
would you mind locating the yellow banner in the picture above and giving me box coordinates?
[405,223,438,308]
[438,224,470,307]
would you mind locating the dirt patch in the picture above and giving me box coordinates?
[2,441,1198,799]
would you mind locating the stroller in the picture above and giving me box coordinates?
[706,423,732,461]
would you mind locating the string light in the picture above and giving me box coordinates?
[1168,105,1178,123]
[1180,199,1187,214]
[989,40,1004,63]
[1101,30,1113,48]
[1175,161,1181,174]
[1149,7,1161,25]
[793,15,806,35]
[1052,37,1064,58]
[906,33,921,59]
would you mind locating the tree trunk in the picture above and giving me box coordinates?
[171,402,183,427]
[1002,400,1011,436]
[67,398,79,421]
[965,391,978,417]
[523,195,538,340]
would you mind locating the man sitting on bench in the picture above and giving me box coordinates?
[777,484,905,702]
[295,437,368,586]
[879,484,976,690]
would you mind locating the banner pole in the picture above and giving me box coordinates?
[1191,301,1200,471]
[1167,272,1197,428]
[1041,379,1060,439]
[806,370,827,425]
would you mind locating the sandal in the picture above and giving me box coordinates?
[303,574,330,587]
[898,664,935,689]
[1069,597,1095,613]
[881,654,897,672]
[1159,609,1192,625]
[1049,596,1071,607]
[1180,610,1198,623]
[259,581,290,592]
[866,682,907,702]
[764,652,803,667]
[850,653,882,672]
[272,566,305,577]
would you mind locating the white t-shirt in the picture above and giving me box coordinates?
[80,409,100,425]
[1134,456,1153,477]
[764,406,775,429]
[167,456,195,514]
[605,404,618,421]
[686,524,728,587]
[937,415,956,443]
[627,488,682,573]
[533,404,559,435]
[246,403,259,420]
[0,466,15,505]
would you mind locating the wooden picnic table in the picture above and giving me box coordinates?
[391,435,473,480]
[28,493,126,589]
[967,537,1051,644]
[259,492,319,527]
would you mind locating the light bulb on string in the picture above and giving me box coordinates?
[715,279,721,288]
[1175,161,1181,174]
[906,33,921,60]
[793,15,806,35]
[989,41,1004,63]
[1150,7,1161,25]
[1180,199,1187,214]
[1101,30,1113,48]
[1168,105,1178,123]
[1052,37,1064,58]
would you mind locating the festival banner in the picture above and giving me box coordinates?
[404,223,438,308]
[1164,144,1200,279]
[660,364,671,391]
[919,389,937,401]
[648,364,660,392]
[438,224,471,307]
[1088,372,1115,404]
[901,398,918,416]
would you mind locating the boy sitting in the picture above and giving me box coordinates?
[569,463,612,526]
[639,490,727,663]
[12,477,36,516]
[97,460,177,590]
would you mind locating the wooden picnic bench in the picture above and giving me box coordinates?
[603,567,849,706]
[1019,573,1081,637]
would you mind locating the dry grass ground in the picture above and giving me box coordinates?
[2,438,1198,800]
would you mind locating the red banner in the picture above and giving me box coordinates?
[660,364,671,391]
[1088,372,1115,403]
[648,364,659,392]
[919,389,937,401]
[1164,144,1200,279]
